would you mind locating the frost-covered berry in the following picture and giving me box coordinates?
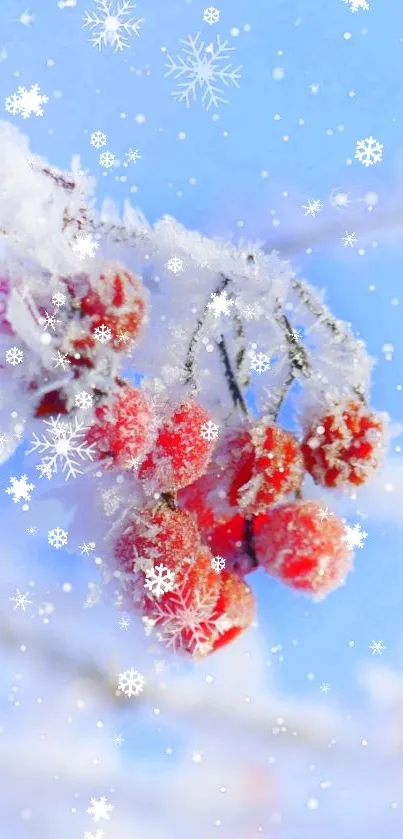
[301,400,387,488]
[72,264,147,352]
[253,500,353,598]
[139,401,217,492]
[34,387,69,418]
[143,545,255,658]
[202,514,257,577]
[85,386,155,469]
[225,421,304,516]
[114,504,201,576]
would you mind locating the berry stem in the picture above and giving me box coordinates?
[243,518,259,570]
[216,335,249,416]
[270,308,312,420]
[184,274,231,388]
[291,278,367,403]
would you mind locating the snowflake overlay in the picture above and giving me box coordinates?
[28,415,96,480]
[10,589,32,611]
[152,585,232,656]
[72,233,99,261]
[203,6,220,24]
[83,0,144,52]
[207,290,234,317]
[117,668,145,697]
[90,130,107,148]
[165,33,242,110]
[5,347,24,366]
[48,526,68,549]
[355,136,383,167]
[200,420,219,441]
[144,563,176,599]
[341,522,368,551]
[211,555,225,572]
[250,351,271,374]
[87,796,114,822]
[6,475,35,504]
[5,84,48,118]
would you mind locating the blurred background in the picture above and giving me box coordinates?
[0,0,403,837]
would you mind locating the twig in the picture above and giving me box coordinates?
[216,335,249,416]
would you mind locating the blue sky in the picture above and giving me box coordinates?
[1,1,403,836]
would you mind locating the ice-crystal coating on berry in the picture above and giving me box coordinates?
[72,263,147,352]
[301,400,387,488]
[225,421,304,516]
[144,545,255,658]
[253,500,353,598]
[139,400,216,492]
[85,386,155,468]
[114,505,201,576]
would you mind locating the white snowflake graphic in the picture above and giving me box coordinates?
[152,584,231,656]
[317,506,332,522]
[79,541,96,555]
[83,0,144,52]
[302,198,323,217]
[51,293,66,310]
[86,796,114,822]
[10,589,32,611]
[203,6,220,24]
[165,33,242,110]
[117,330,130,343]
[369,640,386,655]
[144,563,176,599]
[343,0,369,10]
[84,831,105,839]
[48,526,68,549]
[207,290,234,317]
[126,147,141,163]
[28,414,96,480]
[94,323,112,343]
[200,420,219,441]
[341,522,368,550]
[119,615,131,630]
[243,303,262,321]
[90,130,107,148]
[355,136,383,167]
[117,667,145,697]
[6,474,35,504]
[211,555,225,572]
[75,390,93,410]
[51,351,71,370]
[72,233,99,261]
[39,309,60,331]
[166,256,183,274]
[5,84,48,118]
[342,231,357,248]
[250,351,271,374]
[5,347,24,366]
[99,150,115,168]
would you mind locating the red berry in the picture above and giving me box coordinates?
[86,386,155,468]
[72,264,147,352]
[139,401,216,492]
[301,400,387,488]
[144,545,255,657]
[114,504,201,576]
[203,514,258,577]
[253,500,353,598]
[225,421,304,516]
[34,388,69,418]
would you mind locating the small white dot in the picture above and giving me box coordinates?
[307,798,319,810]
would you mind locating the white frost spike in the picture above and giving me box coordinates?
[7,290,52,362]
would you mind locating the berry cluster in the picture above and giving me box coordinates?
[2,257,388,659]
